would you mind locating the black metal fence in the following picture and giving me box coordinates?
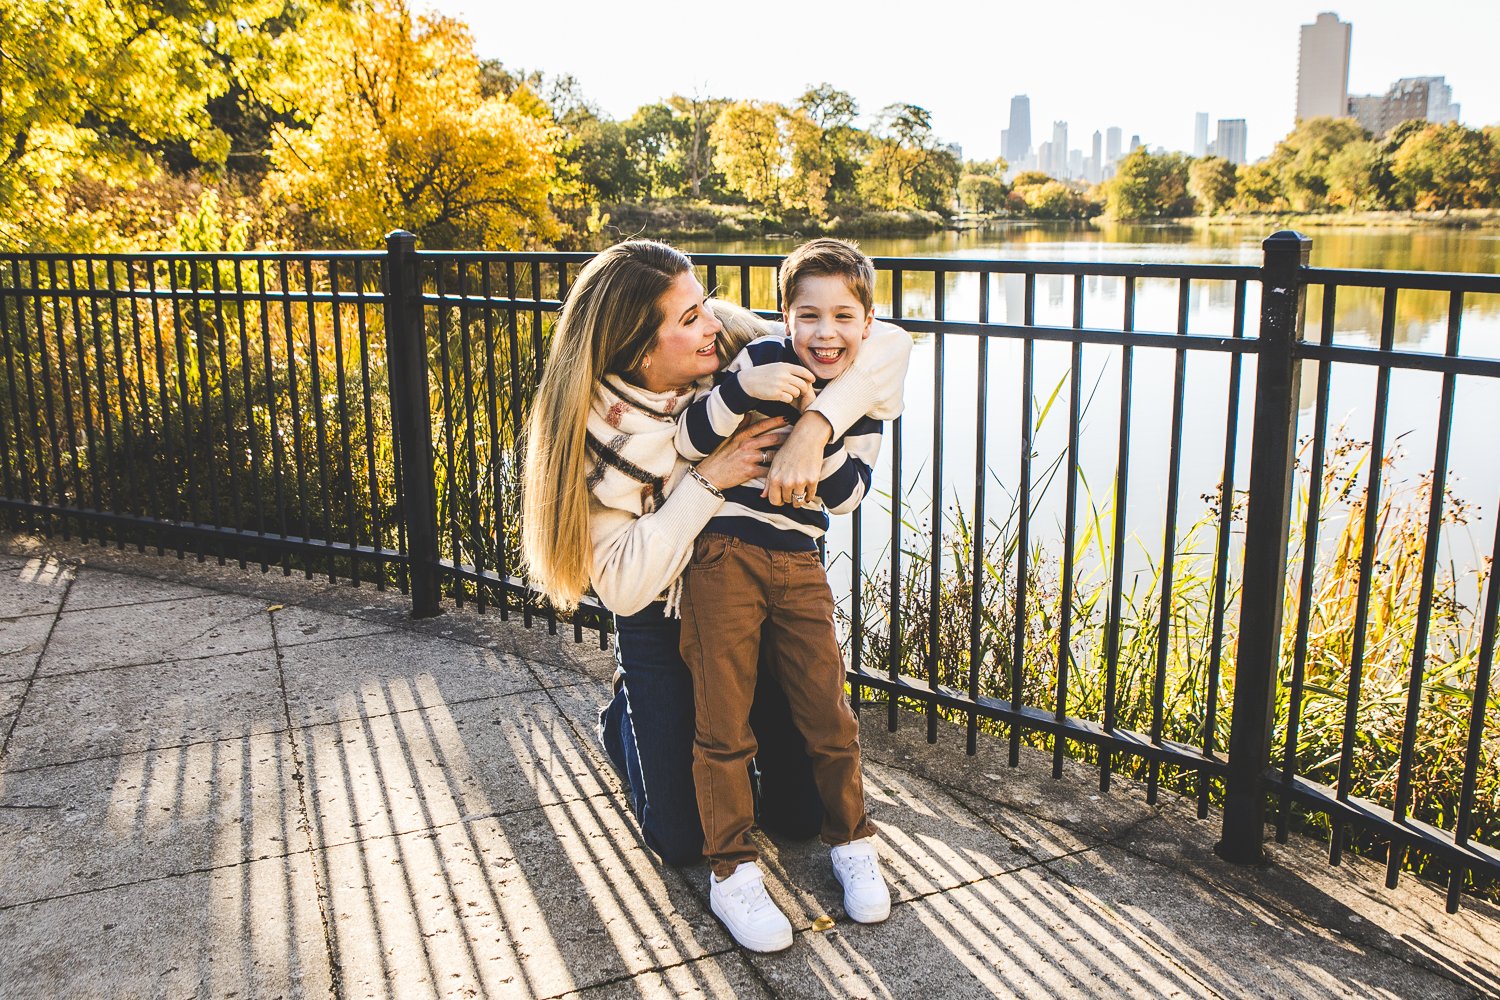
[1,232,1496,911]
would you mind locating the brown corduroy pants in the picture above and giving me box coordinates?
[679,533,877,879]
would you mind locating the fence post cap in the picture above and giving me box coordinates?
[1262,230,1311,251]
[385,230,418,249]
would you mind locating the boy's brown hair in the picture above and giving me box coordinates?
[778,238,876,315]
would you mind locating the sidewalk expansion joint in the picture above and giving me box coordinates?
[0,569,76,764]
[271,604,345,1000]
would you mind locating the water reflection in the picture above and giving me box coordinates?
[683,225,1499,584]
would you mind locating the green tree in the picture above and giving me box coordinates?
[859,103,960,213]
[1187,157,1237,215]
[1390,122,1500,211]
[624,103,689,199]
[958,174,1007,213]
[710,100,834,216]
[1325,140,1380,210]
[267,0,559,249]
[1231,162,1284,212]
[1104,148,1193,219]
[0,0,307,248]
[667,93,729,198]
[1021,180,1084,218]
[563,113,640,203]
[1265,116,1369,211]
[796,84,864,204]
[711,100,789,208]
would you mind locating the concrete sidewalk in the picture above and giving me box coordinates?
[0,532,1496,1000]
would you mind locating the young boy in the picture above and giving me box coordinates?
[675,239,893,953]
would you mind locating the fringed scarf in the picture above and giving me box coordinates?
[586,373,701,616]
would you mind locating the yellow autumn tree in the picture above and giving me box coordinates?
[267,0,560,249]
[0,0,295,249]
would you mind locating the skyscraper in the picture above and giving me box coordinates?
[1194,113,1209,157]
[1051,121,1068,176]
[1216,119,1248,165]
[1005,96,1032,164]
[1348,76,1461,137]
[1090,130,1103,182]
[1297,12,1352,121]
[1105,127,1122,165]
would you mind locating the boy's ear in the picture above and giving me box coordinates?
[861,309,873,339]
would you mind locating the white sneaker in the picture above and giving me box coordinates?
[830,838,891,923]
[709,862,794,952]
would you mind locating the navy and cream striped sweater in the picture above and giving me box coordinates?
[675,335,883,552]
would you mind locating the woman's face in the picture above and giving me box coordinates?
[638,271,723,392]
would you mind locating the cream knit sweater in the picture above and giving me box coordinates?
[587,320,912,616]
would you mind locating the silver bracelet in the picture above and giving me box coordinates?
[686,465,724,499]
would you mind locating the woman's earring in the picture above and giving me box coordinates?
[642,356,651,370]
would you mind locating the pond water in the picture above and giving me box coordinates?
[683,224,1500,604]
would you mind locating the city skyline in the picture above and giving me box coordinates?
[434,0,1500,164]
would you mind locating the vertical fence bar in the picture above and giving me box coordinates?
[36,261,67,532]
[50,260,81,535]
[1010,273,1035,768]
[968,272,990,756]
[1147,279,1191,804]
[481,261,506,614]
[1101,275,1136,793]
[927,271,944,743]
[0,264,23,506]
[9,262,41,514]
[1385,290,1463,889]
[181,258,209,553]
[232,260,266,563]
[146,260,180,553]
[1199,279,1247,818]
[1449,479,1500,912]
[85,260,118,529]
[353,259,385,587]
[207,263,232,559]
[1278,284,1336,842]
[458,259,486,610]
[384,232,442,617]
[211,260,240,555]
[435,261,461,606]
[303,259,335,577]
[1054,275,1084,779]
[1331,285,1398,865]
[68,260,100,527]
[1219,230,1309,864]
[328,261,360,583]
[258,260,290,570]
[278,258,310,569]
[887,269,904,733]
[192,262,221,550]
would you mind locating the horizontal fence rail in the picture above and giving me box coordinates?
[1,232,1496,912]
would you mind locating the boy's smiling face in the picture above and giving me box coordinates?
[785,274,872,380]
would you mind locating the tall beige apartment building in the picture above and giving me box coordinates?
[1296,12,1352,121]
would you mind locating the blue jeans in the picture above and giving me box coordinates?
[599,603,824,866]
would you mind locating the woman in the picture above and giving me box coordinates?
[520,239,909,866]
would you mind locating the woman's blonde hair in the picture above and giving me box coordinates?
[707,298,778,363]
[521,239,692,608]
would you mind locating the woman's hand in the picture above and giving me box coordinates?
[734,362,815,406]
[695,415,790,492]
[763,412,832,507]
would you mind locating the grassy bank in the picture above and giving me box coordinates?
[599,200,948,242]
[1191,209,1500,230]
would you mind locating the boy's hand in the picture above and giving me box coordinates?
[764,411,832,507]
[735,362,814,406]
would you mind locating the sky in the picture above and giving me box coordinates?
[430,0,1500,164]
